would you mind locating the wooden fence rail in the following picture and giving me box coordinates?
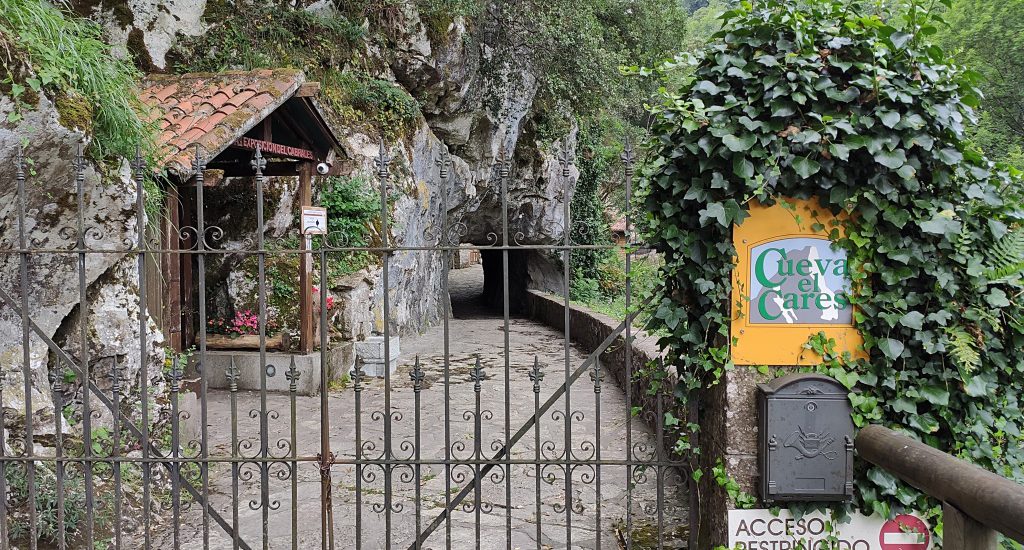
[855,425,1024,549]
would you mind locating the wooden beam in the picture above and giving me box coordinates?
[180,186,196,349]
[856,425,1024,544]
[232,137,316,161]
[295,82,321,98]
[298,162,314,354]
[163,185,183,352]
[206,160,300,178]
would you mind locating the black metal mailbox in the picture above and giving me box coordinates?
[758,373,855,502]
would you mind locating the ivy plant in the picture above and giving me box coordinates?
[639,0,1024,539]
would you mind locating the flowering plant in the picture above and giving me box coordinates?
[207,309,279,336]
[311,286,336,310]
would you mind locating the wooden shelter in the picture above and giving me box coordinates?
[141,69,340,354]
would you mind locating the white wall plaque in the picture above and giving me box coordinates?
[301,206,328,235]
[728,509,932,550]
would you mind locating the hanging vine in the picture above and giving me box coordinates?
[638,0,1024,538]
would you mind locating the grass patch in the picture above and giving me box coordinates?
[0,0,155,161]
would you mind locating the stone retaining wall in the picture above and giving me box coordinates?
[524,290,684,455]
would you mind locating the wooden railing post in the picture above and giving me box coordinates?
[943,502,998,550]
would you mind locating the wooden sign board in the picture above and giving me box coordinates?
[731,197,864,365]
[301,206,328,235]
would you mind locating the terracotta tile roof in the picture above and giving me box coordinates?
[611,217,627,233]
[141,69,306,177]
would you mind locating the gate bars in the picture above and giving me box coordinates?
[0,136,688,549]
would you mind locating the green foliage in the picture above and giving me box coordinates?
[640,0,1024,535]
[415,0,483,39]
[570,121,614,283]
[170,2,363,73]
[320,70,421,139]
[3,461,100,545]
[938,0,1024,169]
[484,0,690,122]
[317,174,380,276]
[983,228,1024,282]
[0,0,154,160]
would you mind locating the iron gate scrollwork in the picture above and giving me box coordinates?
[0,137,691,549]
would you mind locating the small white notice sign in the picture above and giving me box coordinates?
[728,509,932,550]
[301,206,328,235]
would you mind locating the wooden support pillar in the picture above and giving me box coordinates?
[163,184,183,352]
[943,502,998,550]
[298,162,314,354]
[180,184,196,349]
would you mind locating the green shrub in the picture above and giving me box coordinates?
[0,0,154,160]
[317,174,381,277]
[321,69,421,138]
[170,2,363,73]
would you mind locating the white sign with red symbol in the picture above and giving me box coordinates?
[879,515,930,549]
[729,509,933,550]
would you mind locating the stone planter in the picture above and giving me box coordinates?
[354,335,400,377]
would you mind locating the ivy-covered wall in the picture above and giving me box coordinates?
[639,0,1024,546]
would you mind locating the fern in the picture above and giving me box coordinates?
[983,229,1024,282]
[945,326,981,378]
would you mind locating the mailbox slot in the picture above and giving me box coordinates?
[758,373,854,502]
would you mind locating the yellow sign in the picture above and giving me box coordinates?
[731,197,864,365]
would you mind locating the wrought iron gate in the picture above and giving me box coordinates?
[0,139,689,549]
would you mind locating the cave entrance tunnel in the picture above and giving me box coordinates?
[448,248,558,319]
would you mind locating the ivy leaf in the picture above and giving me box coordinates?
[879,110,901,128]
[908,413,940,434]
[829,143,850,161]
[890,31,913,49]
[987,288,1010,308]
[694,80,722,95]
[874,149,907,169]
[833,369,859,389]
[896,164,916,180]
[791,156,821,178]
[937,147,963,165]
[899,311,924,330]
[733,156,755,179]
[866,468,899,494]
[699,202,728,227]
[723,134,757,152]
[771,101,797,118]
[920,385,950,407]
[892,397,918,414]
[879,338,905,360]
[826,87,859,102]
[919,214,961,237]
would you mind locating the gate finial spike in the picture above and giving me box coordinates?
[410,355,424,391]
[375,140,391,180]
[621,135,636,178]
[227,356,239,392]
[529,356,544,393]
[470,355,485,390]
[250,146,266,176]
[436,148,451,180]
[286,355,300,393]
[497,144,511,178]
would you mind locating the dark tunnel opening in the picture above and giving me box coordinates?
[447,246,564,319]
[480,248,530,314]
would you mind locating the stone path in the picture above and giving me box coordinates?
[160,265,687,549]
